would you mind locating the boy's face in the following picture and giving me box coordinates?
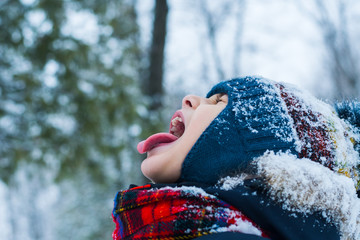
[140,93,228,183]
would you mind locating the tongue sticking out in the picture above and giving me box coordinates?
[137,133,178,154]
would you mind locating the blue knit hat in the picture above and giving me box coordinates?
[179,76,360,187]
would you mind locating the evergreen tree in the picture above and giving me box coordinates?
[0,0,148,239]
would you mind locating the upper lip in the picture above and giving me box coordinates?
[169,110,185,133]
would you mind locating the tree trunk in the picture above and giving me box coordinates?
[144,0,169,110]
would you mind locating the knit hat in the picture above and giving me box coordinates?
[179,76,360,189]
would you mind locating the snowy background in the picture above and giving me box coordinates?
[1,0,360,239]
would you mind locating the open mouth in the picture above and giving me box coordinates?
[137,111,185,154]
[170,112,185,138]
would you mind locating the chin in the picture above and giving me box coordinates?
[140,157,154,179]
[140,156,163,182]
[141,157,181,183]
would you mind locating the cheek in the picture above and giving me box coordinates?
[189,106,224,132]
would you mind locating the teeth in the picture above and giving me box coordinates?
[171,117,184,137]
[171,117,182,127]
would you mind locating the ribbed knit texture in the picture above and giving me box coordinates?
[179,76,360,187]
[335,101,360,130]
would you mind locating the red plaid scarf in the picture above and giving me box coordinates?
[112,184,267,240]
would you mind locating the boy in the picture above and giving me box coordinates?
[113,76,360,240]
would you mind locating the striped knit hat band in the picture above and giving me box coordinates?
[277,83,360,189]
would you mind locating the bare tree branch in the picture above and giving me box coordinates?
[297,0,360,99]
[233,0,246,77]
[199,0,226,80]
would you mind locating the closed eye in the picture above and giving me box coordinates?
[214,93,228,104]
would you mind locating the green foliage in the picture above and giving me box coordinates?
[0,0,144,184]
[0,0,156,239]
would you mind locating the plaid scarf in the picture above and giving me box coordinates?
[112,184,267,240]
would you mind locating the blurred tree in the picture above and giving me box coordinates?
[140,0,169,143]
[143,0,168,110]
[0,0,148,239]
[0,0,142,184]
[297,0,360,100]
[198,0,229,80]
[195,0,247,82]
[232,1,247,77]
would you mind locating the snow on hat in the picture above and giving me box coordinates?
[179,76,360,189]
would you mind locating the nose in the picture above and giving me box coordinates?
[182,95,202,109]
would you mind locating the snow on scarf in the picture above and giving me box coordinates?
[112,185,267,240]
[219,152,360,240]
